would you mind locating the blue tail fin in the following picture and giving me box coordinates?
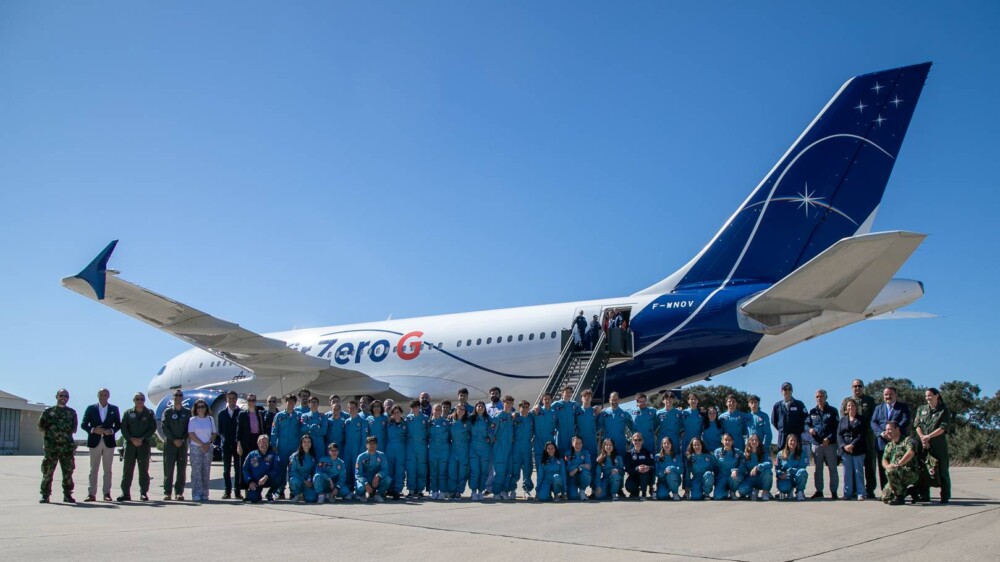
[638,62,931,294]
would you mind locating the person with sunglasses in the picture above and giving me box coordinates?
[38,389,78,504]
[187,399,217,502]
[118,392,156,502]
[161,389,191,501]
[841,379,878,499]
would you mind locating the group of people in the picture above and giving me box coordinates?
[37,378,951,507]
[571,309,627,352]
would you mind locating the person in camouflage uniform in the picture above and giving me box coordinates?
[38,388,78,503]
[118,392,157,501]
[881,420,918,505]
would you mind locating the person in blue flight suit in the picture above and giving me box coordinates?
[719,395,749,451]
[685,437,715,501]
[656,391,683,458]
[681,392,705,497]
[355,436,391,502]
[737,433,773,501]
[594,438,624,501]
[577,390,600,481]
[531,393,557,474]
[367,400,389,452]
[325,400,348,454]
[490,396,516,500]
[404,399,430,498]
[511,399,535,499]
[746,395,773,452]
[448,403,471,500]
[573,310,587,350]
[655,436,683,501]
[469,401,492,501]
[300,397,328,457]
[269,394,302,499]
[385,405,408,500]
[313,443,351,502]
[599,392,634,456]
[775,433,810,501]
[702,407,724,452]
[630,392,659,457]
[713,433,743,500]
[294,389,312,417]
[428,403,451,500]
[288,434,319,503]
[536,441,566,502]
[343,400,369,492]
[456,388,475,417]
[565,436,592,501]
[552,386,581,454]
[242,435,280,503]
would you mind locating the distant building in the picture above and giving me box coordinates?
[0,390,47,455]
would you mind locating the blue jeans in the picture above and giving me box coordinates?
[842,454,865,498]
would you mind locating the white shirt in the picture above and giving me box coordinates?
[189,416,216,443]
[98,404,108,422]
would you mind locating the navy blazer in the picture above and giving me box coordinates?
[870,401,911,450]
[217,407,240,448]
[80,403,122,448]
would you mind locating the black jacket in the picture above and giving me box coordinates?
[624,446,655,477]
[771,398,807,449]
[80,403,122,448]
[262,409,279,437]
[837,416,865,456]
[806,403,839,445]
[217,407,240,449]
[237,408,265,453]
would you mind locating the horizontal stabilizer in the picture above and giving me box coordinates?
[740,231,925,330]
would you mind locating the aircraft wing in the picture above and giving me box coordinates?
[61,241,385,389]
[740,231,925,322]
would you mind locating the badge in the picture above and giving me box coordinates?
[129,412,136,419]
[172,414,178,420]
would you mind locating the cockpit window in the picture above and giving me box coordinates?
[156,365,166,377]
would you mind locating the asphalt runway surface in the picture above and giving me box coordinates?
[2,455,998,560]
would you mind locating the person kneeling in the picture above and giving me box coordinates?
[355,436,392,502]
[314,443,351,503]
[881,421,919,506]
[242,435,280,503]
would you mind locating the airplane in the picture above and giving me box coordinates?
[63,62,933,419]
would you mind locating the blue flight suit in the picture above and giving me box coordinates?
[448,417,471,495]
[241,448,280,503]
[511,412,534,493]
[313,455,350,499]
[386,419,407,495]
[656,452,684,499]
[738,451,773,496]
[490,410,515,495]
[747,410,773,452]
[565,449,592,500]
[576,406,599,481]
[537,456,567,502]
[703,422,723,452]
[631,406,659,454]
[288,451,318,502]
[294,404,310,418]
[325,411,348,452]
[355,450,391,497]
[300,411,328,456]
[595,454,624,499]
[269,411,301,495]
[469,416,491,493]
[775,449,810,496]
[404,412,429,494]
[719,410,749,451]
[681,408,704,452]
[367,413,389,452]
[531,407,557,470]
[343,414,369,487]
[551,399,580,453]
[428,417,451,494]
[686,452,716,500]
[714,448,743,500]
[599,406,634,455]
[656,407,683,455]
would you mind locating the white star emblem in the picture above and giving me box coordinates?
[875,114,886,127]
[789,183,824,217]
[890,95,904,108]
[871,82,884,94]
[855,100,867,113]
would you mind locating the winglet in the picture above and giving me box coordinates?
[74,240,118,300]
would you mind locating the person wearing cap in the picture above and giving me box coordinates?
[771,382,807,457]
[355,436,391,502]
[314,442,351,502]
[161,389,191,501]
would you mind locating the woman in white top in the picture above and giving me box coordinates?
[188,399,218,502]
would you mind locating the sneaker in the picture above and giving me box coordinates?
[857,495,866,501]
[761,492,772,502]
[139,494,149,502]
[85,495,97,502]
[672,492,681,501]
[728,490,736,501]
[374,494,385,503]
[796,491,806,501]
[611,494,618,502]
[317,494,326,504]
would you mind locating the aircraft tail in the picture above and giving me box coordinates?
[636,62,932,295]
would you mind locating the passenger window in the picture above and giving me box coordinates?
[199,363,203,368]
[518,334,523,342]
[551,331,556,339]
[540,332,545,340]
[487,337,492,344]
[476,338,482,345]
[529,333,535,341]
[507,335,512,342]
[457,340,462,348]
[467,339,472,347]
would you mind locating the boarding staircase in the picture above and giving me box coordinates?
[535,327,632,405]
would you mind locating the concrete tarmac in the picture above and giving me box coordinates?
[2,454,999,561]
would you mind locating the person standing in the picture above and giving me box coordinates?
[448,404,471,500]
[428,403,452,500]
[404,399,429,498]
[386,405,408,499]
[838,398,867,501]
[552,386,581,454]
[871,386,911,492]
[598,392,634,457]
[805,389,839,500]
[587,314,602,351]
[118,392,156,502]
[771,382,807,457]
[236,394,266,487]
[577,389,600,489]
[344,400,370,491]
[270,394,302,499]
[217,390,242,499]
[262,395,280,437]
[746,395,773,453]
[531,393,557,473]
[630,392,659,457]
[510,400,534,499]
[719,395,749,451]
[915,388,951,504]
[187,399,217,502]
[80,388,120,502]
[655,392,683,460]
[160,389,191,501]
[841,379,878,499]
[38,388,78,504]
[490,396,516,500]
[299,396,328,456]
[573,310,587,351]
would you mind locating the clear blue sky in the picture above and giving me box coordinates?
[2,2,997,412]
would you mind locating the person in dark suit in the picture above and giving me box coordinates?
[217,390,242,499]
[771,382,807,454]
[237,394,266,483]
[262,395,280,437]
[80,388,121,502]
[870,386,911,492]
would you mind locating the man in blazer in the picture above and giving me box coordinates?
[217,390,242,499]
[80,388,121,502]
[870,386,911,492]
[236,394,266,477]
